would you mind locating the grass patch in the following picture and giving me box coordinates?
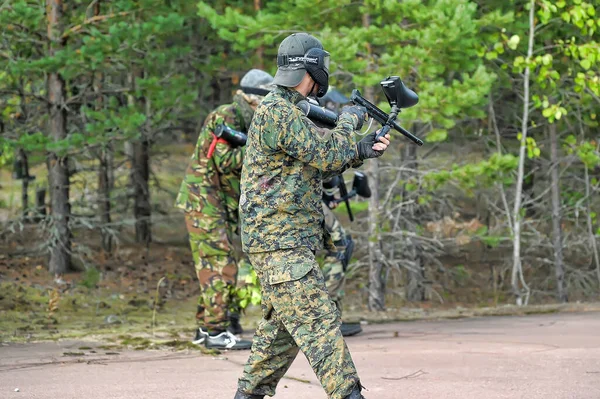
[0,282,197,344]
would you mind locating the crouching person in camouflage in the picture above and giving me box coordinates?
[234,33,391,399]
[321,183,362,337]
[175,69,274,350]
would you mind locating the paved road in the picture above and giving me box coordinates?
[1,312,599,399]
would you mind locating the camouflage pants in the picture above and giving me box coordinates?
[321,203,347,316]
[185,212,251,332]
[238,247,359,399]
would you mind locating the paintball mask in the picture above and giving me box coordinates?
[274,33,329,97]
[279,48,330,98]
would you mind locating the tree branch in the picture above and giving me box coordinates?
[62,11,135,39]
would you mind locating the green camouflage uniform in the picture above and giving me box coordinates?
[237,86,363,399]
[321,202,347,315]
[175,93,255,333]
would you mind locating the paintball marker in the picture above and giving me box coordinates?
[323,172,371,222]
[207,124,248,158]
[297,76,423,146]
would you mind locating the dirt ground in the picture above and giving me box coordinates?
[1,311,599,399]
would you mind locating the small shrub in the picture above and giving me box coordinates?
[80,267,101,289]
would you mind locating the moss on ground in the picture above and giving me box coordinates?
[0,282,198,343]
[3,280,599,349]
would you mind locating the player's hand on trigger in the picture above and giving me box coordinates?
[357,129,390,160]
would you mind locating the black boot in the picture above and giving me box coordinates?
[229,312,244,335]
[344,384,366,399]
[233,390,264,399]
[341,322,363,337]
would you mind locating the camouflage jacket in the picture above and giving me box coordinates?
[175,95,254,231]
[239,86,362,253]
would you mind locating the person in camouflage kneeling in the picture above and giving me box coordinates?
[175,69,274,350]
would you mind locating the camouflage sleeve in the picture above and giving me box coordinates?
[277,107,362,174]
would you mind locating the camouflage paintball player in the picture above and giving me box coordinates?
[175,69,274,350]
[234,33,391,399]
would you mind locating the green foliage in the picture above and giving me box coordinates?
[563,136,600,168]
[424,153,518,192]
[576,141,600,168]
[426,129,449,143]
[81,267,101,289]
[349,201,370,215]
[0,140,14,168]
[235,269,261,310]
[473,226,505,248]
[197,0,496,140]
[0,0,199,160]
[452,264,471,283]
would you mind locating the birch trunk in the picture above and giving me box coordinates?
[511,0,535,305]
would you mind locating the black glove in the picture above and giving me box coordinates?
[357,131,385,160]
[340,105,367,130]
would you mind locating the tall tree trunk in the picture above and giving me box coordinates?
[127,70,152,246]
[363,13,385,311]
[403,142,425,301]
[254,0,264,68]
[17,149,30,219]
[46,0,71,275]
[98,146,113,252]
[95,75,113,253]
[132,139,151,245]
[512,0,534,305]
[549,123,567,302]
[17,80,31,220]
[92,0,113,253]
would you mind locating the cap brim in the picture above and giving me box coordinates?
[273,68,306,87]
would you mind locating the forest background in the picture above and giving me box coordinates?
[0,0,599,343]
